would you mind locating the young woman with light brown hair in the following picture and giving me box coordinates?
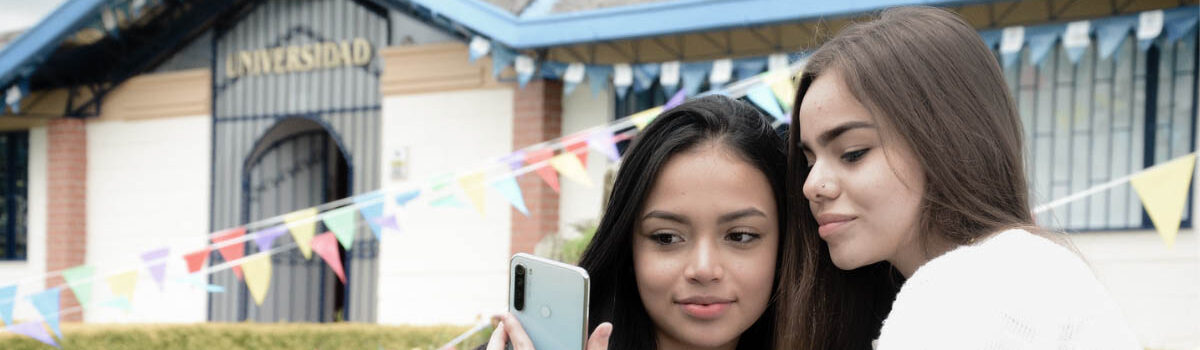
[778,6,1141,349]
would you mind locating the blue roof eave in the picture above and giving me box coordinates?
[0,0,107,90]
[408,0,1005,49]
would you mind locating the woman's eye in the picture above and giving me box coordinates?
[650,233,683,245]
[842,148,869,163]
[727,232,760,244]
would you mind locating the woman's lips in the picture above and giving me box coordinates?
[680,302,730,319]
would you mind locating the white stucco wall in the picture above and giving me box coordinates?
[556,86,615,239]
[378,87,514,325]
[0,127,47,323]
[84,116,211,323]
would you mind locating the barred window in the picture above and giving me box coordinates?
[1005,32,1197,232]
[0,130,29,260]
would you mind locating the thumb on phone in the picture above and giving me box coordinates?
[586,322,612,350]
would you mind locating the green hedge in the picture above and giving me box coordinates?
[0,323,493,350]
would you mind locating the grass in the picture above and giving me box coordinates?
[0,322,494,350]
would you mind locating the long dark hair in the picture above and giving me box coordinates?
[776,6,1033,349]
[577,95,787,349]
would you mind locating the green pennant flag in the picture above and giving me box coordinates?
[62,265,96,309]
[322,206,358,250]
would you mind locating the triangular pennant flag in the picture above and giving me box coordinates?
[468,36,491,63]
[177,274,225,293]
[353,192,387,240]
[283,208,318,259]
[664,88,687,111]
[140,247,169,291]
[587,128,621,162]
[1137,10,1164,51]
[659,61,681,96]
[563,63,586,95]
[746,84,785,121]
[490,176,529,216]
[491,45,517,78]
[100,296,132,312]
[633,63,660,92]
[1096,17,1136,61]
[613,63,633,99]
[1028,25,1064,67]
[563,134,590,167]
[241,254,272,306]
[709,58,733,86]
[1130,154,1196,248]
[525,149,560,192]
[680,62,711,97]
[430,194,469,208]
[183,247,210,274]
[1165,13,1198,43]
[252,225,288,253]
[322,206,358,250]
[978,30,1002,50]
[395,189,421,207]
[630,106,663,131]
[501,151,526,171]
[1063,21,1092,63]
[458,171,488,216]
[515,55,537,88]
[106,270,138,308]
[586,65,612,97]
[375,214,401,233]
[0,284,15,326]
[734,57,767,81]
[1000,26,1025,68]
[29,287,61,338]
[767,53,790,73]
[62,265,95,309]
[549,153,593,187]
[311,233,347,284]
[212,227,247,279]
[6,322,59,348]
[766,70,797,111]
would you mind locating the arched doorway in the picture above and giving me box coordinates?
[237,116,349,322]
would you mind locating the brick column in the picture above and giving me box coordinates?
[46,119,87,322]
[511,80,562,255]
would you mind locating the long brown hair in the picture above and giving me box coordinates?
[776,6,1034,348]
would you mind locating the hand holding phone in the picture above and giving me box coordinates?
[483,253,612,350]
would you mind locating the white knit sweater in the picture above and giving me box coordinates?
[874,229,1141,349]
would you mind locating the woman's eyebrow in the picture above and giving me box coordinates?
[643,210,689,225]
[718,208,767,224]
[799,121,877,151]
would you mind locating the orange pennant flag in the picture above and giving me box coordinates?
[212,227,247,279]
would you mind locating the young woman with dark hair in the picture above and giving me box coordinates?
[779,6,1141,349]
[486,94,791,350]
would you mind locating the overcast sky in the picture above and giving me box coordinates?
[0,0,68,34]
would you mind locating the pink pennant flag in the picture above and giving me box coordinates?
[563,134,589,167]
[525,149,560,193]
[311,232,347,284]
[183,247,210,274]
[252,225,288,252]
[6,322,59,348]
[140,247,169,291]
[212,227,247,279]
[587,129,621,162]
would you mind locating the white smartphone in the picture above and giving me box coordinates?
[508,253,591,350]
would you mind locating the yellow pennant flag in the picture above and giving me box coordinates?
[106,270,138,310]
[630,106,663,131]
[283,208,318,259]
[458,171,488,216]
[549,153,592,187]
[1130,153,1196,248]
[242,254,272,306]
[766,70,797,111]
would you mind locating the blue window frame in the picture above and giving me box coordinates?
[0,130,28,260]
